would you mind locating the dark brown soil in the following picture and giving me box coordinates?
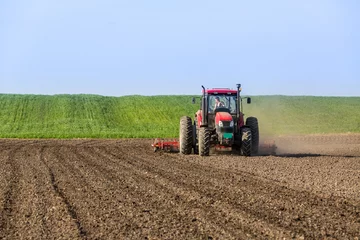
[0,134,359,239]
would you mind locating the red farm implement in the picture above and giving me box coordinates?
[152,138,179,152]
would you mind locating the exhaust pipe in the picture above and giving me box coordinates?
[201,85,207,126]
[236,84,241,122]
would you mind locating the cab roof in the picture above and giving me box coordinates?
[204,88,238,95]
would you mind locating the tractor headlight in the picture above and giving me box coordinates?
[218,121,223,127]
[230,121,234,127]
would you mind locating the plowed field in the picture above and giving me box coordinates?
[1,134,360,239]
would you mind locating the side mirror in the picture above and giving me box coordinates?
[192,97,196,104]
[247,97,251,104]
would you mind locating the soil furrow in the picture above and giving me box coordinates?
[41,146,94,239]
[48,170,87,238]
[40,147,88,239]
[0,145,24,239]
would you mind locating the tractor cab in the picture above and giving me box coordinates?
[195,87,247,131]
[193,87,246,149]
[205,92,239,130]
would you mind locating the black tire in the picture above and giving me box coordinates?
[198,127,210,156]
[192,122,198,154]
[179,116,193,154]
[246,117,259,155]
[241,127,252,156]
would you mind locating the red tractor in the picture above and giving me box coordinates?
[179,84,259,156]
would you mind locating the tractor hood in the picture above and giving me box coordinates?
[215,112,233,125]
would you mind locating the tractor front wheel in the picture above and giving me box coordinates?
[198,127,210,156]
[179,116,193,154]
[241,127,252,156]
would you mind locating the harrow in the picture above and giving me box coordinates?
[152,138,180,152]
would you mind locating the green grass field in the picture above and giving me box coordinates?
[0,94,359,138]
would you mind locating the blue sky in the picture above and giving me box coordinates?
[0,0,359,96]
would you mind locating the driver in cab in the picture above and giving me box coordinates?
[214,96,224,109]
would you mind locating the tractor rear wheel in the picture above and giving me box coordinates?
[246,117,259,155]
[198,127,210,156]
[179,116,193,154]
[241,127,252,156]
